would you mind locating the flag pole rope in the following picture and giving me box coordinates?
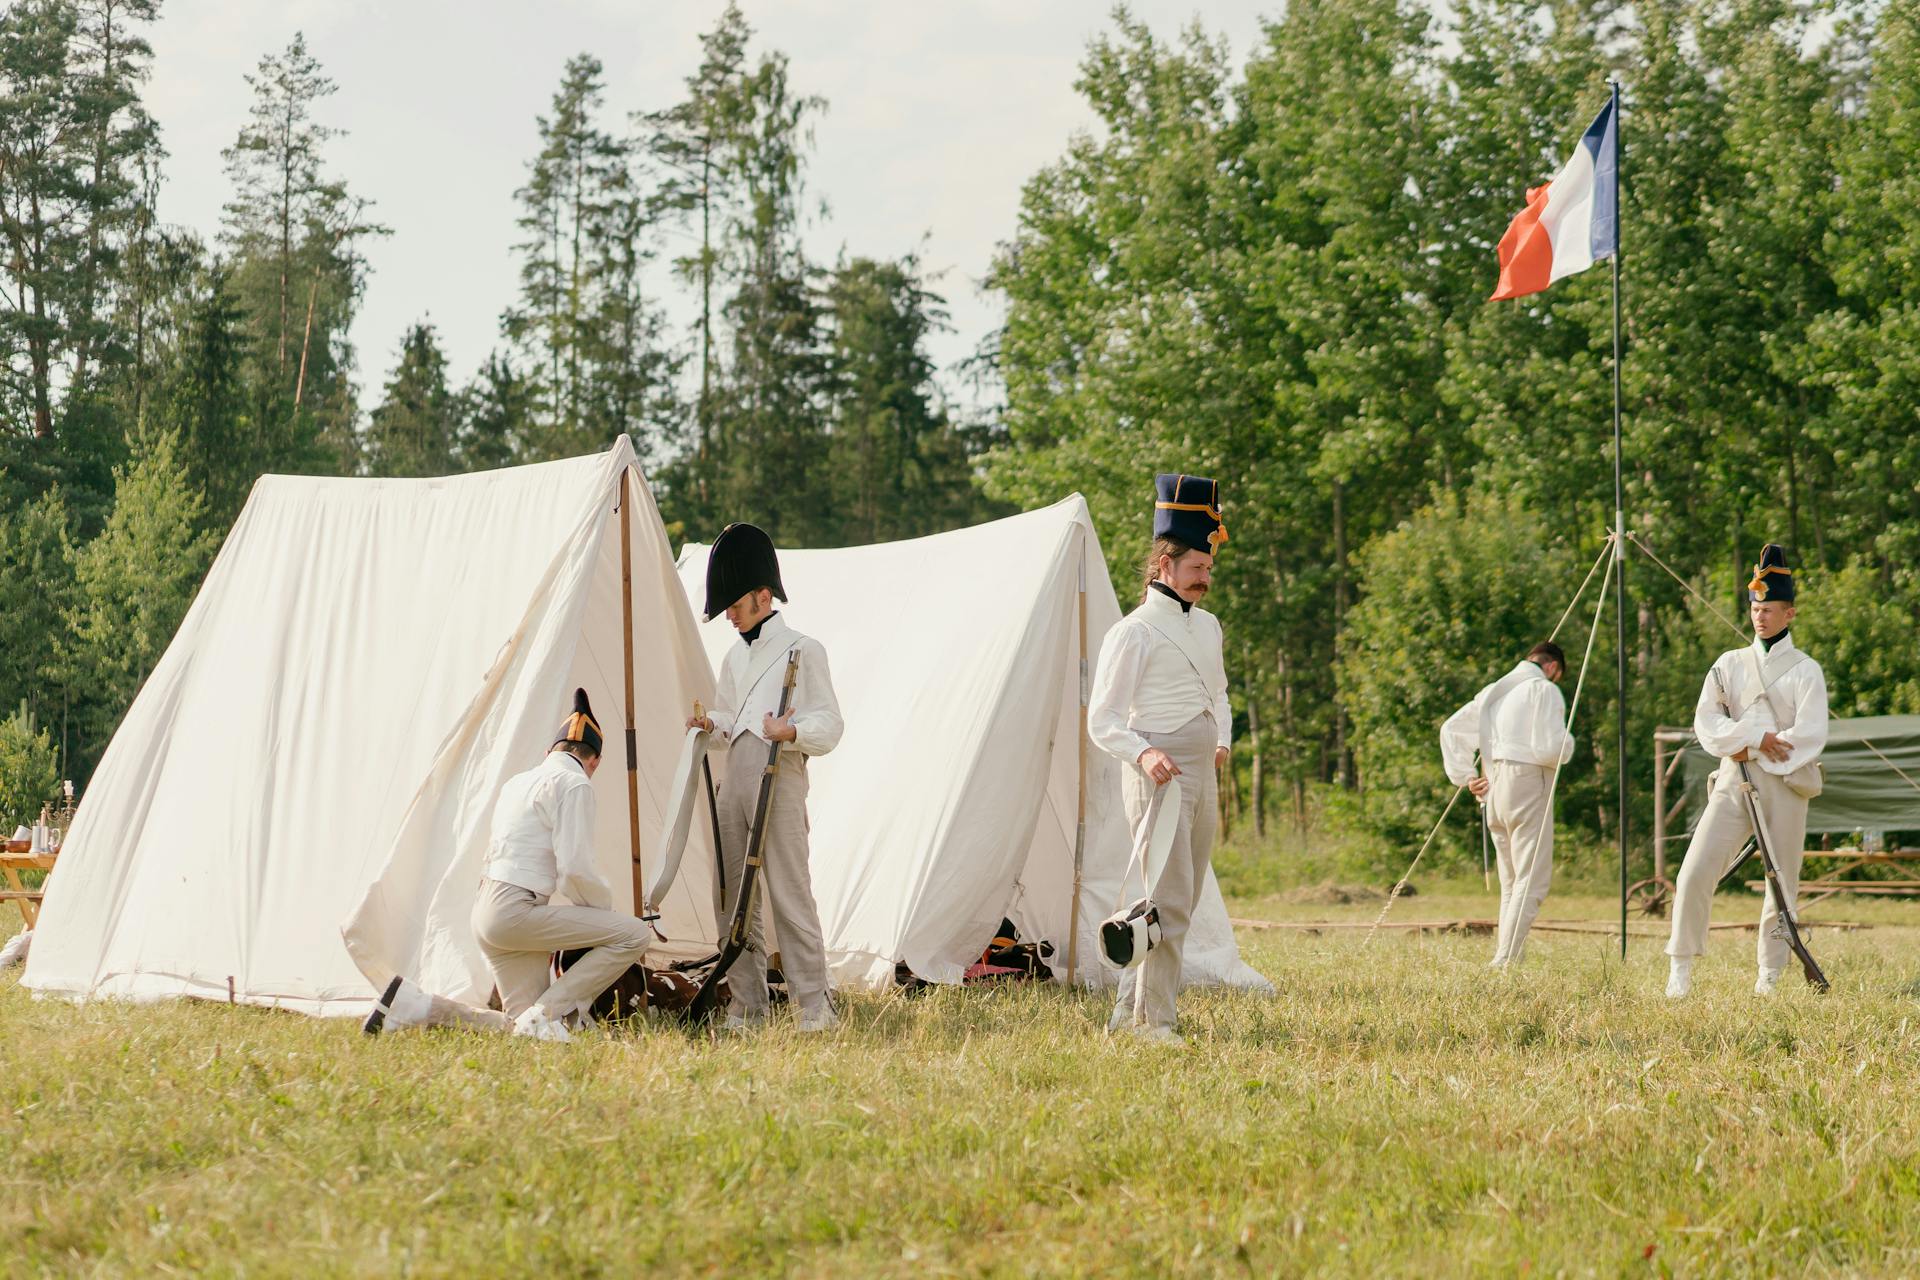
[1858,739,1920,801]
[1512,541,1616,925]
[1366,534,1616,944]
[1624,532,1746,642]
[1549,540,1613,645]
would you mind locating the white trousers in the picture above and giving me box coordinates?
[1666,763,1808,972]
[1111,712,1218,1032]
[713,732,830,1016]
[1487,760,1555,965]
[471,878,653,1021]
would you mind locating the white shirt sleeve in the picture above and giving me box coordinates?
[1694,657,1765,759]
[1761,661,1829,775]
[1206,614,1231,750]
[1524,679,1575,765]
[1088,622,1153,766]
[1439,694,1483,787]
[791,639,845,757]
[552,775,612,910]
[708,650,740,744]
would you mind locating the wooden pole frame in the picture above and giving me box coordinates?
[619,467,647,1010]
[1066,526,1089,986]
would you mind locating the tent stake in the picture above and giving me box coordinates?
[1067,528,1089,987]
[619,467,647,1011]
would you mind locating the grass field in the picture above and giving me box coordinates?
[4,884,1919,1277]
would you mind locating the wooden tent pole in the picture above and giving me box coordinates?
[1067,526,1089,986]
[619,467,646,1010]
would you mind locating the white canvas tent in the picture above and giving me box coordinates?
[26,439,717,1016]
[677,496,1271,993]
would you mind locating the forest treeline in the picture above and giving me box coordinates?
[0,1,1001,817]
[984,0,1920,866]
[4,1,1918,874]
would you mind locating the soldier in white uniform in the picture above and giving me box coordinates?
[364,689,653,1042]
[1087,474,1232,1045]
[688,523,845,1032]
[1666,543,1829,998]
[1440,641,1574,968]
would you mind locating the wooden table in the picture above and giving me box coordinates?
[1,842,56,928]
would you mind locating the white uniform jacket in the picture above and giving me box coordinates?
[1693,635,1828,774]
[1440,660,1575,786]
[708,611,844,757]
[481,752,610,909]
[1088,586,1232,765]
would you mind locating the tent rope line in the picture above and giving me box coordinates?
[1365,534,1615,944]
[1625,532,1747,642]
[1624,532,1920,897]
[1550,540,1614,644]
[1857,739,1920,801]
[1626,532,1920,787]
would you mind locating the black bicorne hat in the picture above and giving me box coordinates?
[703,522,787,622]
[1747,542,1795,604]
[554,687,604,756]
[1153,474,1228,555]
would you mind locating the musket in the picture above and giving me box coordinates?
[687,649,802,1023]
[1710,666,1829,992]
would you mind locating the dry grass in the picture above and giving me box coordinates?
[3,886,1918,1277]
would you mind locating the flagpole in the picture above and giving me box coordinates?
[1609,78,1628,961]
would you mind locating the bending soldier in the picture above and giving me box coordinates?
[1439,641,1574,969]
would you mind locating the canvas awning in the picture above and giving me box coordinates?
[1678,714,1920,836]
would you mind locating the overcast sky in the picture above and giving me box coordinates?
[144,2,1276,415]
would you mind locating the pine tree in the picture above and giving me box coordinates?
[644,2,753,475]
[60,427,215,766]
[155,264,256,525]
[1806,0,1920,586]
[221,32,385,478]
[702,42,832,542]
[0,489,76,735]
[454,352,535,473]
[825,254,993,542]
[0,0,161,451]
[505,54,630,460]
[365,321,456,477]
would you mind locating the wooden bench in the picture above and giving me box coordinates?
[1745,849,1920,908]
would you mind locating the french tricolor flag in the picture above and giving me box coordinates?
[1490,98,1619,301]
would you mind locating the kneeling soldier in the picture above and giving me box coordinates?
[365,688,654,1041]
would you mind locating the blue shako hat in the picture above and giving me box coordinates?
[703,522,788,622]
[1153,474,1227,554]
[1747,542,1795,604]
